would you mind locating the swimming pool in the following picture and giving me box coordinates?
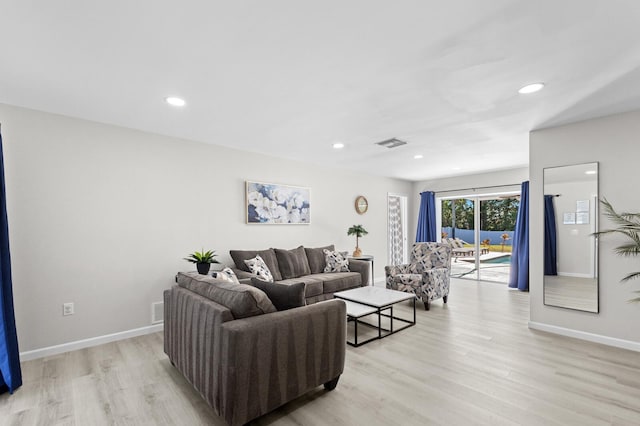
[483,255,511,264]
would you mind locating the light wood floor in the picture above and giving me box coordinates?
[2,279,640,425]
[544,275,598,312]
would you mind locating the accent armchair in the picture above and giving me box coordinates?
[385,242,453,310]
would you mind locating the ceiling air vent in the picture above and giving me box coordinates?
[375,138,407,148]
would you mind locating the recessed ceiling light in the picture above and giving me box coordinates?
[165,96,186,107]
[414,154,423,159]
[518,83,545,94]
[332,142,345,149]
[585,170,597,175]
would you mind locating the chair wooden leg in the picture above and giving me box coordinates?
[423,301,430,310]
[443,295,448,303]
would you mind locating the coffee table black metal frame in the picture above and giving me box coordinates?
[334,287,416,347]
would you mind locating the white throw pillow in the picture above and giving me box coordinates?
[323,249,350,273]
[244,254,274,282]
[212,267,240,284]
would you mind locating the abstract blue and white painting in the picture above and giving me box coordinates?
[246,181,310,224]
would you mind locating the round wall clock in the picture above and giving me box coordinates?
[355,196,369,214]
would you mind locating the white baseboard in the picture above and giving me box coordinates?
[558,272,594,279]
[528,321,640,352]
[20,323,164,361]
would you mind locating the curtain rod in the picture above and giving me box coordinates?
[424,183,522,194]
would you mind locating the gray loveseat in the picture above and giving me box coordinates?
[165,272,347,426]
[229,245,370,303]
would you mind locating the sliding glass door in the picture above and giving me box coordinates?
[441,198,477,279]
[477,196,518,283]
[440,194,519,283]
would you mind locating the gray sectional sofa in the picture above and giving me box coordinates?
[165,272,347,426]
[229,245,370,303]
[164,244,367,425]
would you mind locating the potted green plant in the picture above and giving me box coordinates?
[184,249,220,275]
[500,232,510,252]
[595,199,640,301]
[347,225,368,257]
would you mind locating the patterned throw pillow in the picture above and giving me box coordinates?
[244,255,274,282]
[323,249,350,273]
[212,267,240,284]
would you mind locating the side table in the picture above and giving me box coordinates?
[349,255,374,286]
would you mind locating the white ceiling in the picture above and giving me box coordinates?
[2,1,640,181]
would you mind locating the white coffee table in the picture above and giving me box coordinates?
[334,286,416,347]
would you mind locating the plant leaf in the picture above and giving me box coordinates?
[621,271,640,282]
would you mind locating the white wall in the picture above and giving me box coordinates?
[0,103,412,352]
[530,110,640,344]
[410,167,529,243]
[545,181,596,277]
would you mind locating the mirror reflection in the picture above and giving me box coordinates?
[543,162,598,313]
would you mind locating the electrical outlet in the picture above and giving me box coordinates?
[63,302,74,316]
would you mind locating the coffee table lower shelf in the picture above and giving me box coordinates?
[337,297,416,347]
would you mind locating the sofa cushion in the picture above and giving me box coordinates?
[320,272,362,294]
[230,248,283,281]
[305,245,335,274]
[276,276,324,298]
[250,278,306,311]
[274,246,311,279]
[323,249,350,272]
[177,272,276,319]
[244,254,275,282]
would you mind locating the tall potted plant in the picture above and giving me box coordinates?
[184,249,220,275]
[347,225,368,257]
[595,199,640,301]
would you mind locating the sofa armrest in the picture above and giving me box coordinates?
[385,263,412,276]
[218,299,346,425]
[164,286,234,415]
[385,264,412,288]
[349,259,370,286]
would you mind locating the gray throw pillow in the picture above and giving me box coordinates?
[274,246,311,279]
[250,278,306,311]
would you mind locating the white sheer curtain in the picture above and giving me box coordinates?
[388,195,406,265]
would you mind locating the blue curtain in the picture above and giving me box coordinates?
[544,195,558,275]
[0,128,21,394]
[416,191,437,242]
[509,181,529,291]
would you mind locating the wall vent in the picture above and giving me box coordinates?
[375,138,407,148]
[152,302,164,324]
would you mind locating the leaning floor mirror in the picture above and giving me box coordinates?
[543,162,599,313]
